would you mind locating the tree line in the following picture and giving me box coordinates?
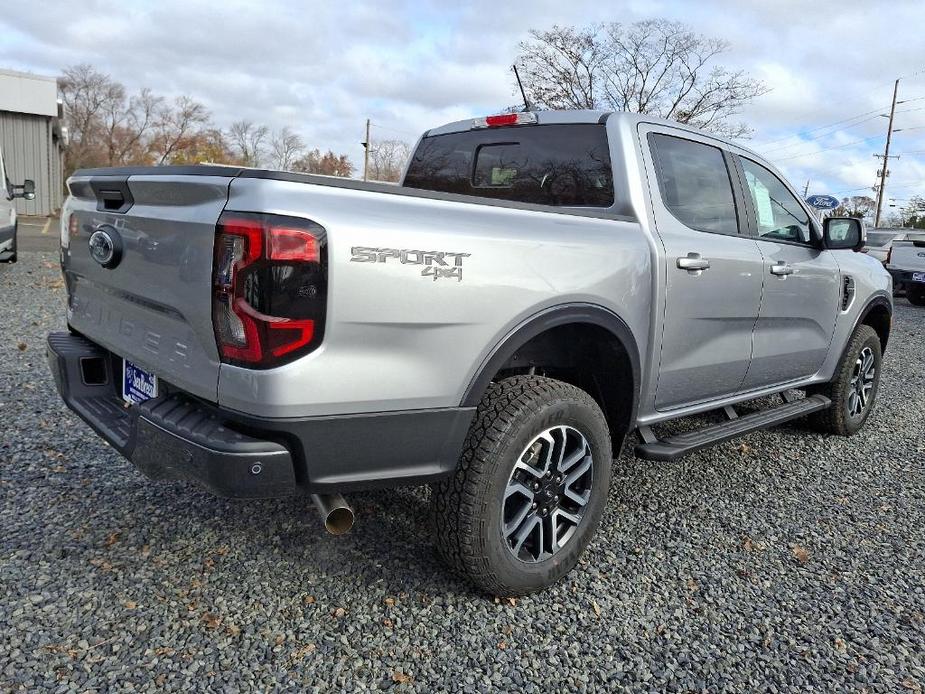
[59,20,772,183]
[58,64,411,181]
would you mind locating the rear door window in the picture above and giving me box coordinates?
[403,124,614,207]
[648,133,740,235]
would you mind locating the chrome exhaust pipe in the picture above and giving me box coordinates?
[311,493,355,535]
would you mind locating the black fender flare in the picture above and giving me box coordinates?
[460,303,642,420]
[854,293,893,353]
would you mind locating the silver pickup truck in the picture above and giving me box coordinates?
[0,143,36,263]
[885,231,925,305]
[48,111,892,595]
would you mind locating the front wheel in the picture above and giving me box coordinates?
[431,376,612,596]
[808,324,882,436]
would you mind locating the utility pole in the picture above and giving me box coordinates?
[874,79,900,228]
[802,180,810,197]
[362,118,371,182]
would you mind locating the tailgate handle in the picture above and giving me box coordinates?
[90,178,134,214]
[99,190,126,210]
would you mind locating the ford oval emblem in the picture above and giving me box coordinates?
[88,226,123,268]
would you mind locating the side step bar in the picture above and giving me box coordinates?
[635,394,831,461]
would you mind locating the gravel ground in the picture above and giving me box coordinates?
[2,251,924,692]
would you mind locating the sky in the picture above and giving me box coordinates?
[1,0,923,214]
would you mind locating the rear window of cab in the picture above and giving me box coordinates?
[403,124,614,207]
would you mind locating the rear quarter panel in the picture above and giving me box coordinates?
[219,178,652,417]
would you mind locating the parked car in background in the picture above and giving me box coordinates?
[0,144,37,263]
[886,231,925,305]
[863,229,903,264]
[48,111,892,595]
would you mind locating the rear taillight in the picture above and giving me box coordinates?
[212,212,327,368]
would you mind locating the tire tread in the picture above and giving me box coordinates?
[432,375,609,595]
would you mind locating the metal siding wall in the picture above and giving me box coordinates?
[0,110,64,216]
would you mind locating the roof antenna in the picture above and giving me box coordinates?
[512,64,532,112]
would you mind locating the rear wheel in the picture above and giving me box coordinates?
[808,324,881,436]
[431,376,612,596]
[908,285,925,306]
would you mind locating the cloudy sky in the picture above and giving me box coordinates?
[2,0,923,212]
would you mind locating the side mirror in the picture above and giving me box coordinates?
[823,217,864,252]
[13,179,36,201]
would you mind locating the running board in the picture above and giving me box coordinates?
[635,394,831,461]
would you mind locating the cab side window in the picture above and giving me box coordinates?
[649,133,739,235]
[740,158,812,244]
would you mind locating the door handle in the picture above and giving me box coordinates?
[677,253,711,273]
[770,263,794,277]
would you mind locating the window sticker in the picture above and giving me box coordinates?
[490,167,516,186]
[745,171,775,229]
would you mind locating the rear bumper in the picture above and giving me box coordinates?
[47,331,475,498]
[888,268,925,289]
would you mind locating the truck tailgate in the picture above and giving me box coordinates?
[64,174,232,401]
[889,239,925,272]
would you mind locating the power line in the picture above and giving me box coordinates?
[771,134,886,162]
[369,122,418,137]
[758,112,886,155]
[767,119,925,164]
[753,106,889,149]
[834,181,924,196]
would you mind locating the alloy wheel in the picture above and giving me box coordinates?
[847,346,876,419]
[501,425,594,563]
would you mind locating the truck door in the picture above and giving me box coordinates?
[642,129,765,410]
[733,156,839,389]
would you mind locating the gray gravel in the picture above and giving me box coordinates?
[2,250,924,692]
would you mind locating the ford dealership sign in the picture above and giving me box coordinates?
[806,194,840,210]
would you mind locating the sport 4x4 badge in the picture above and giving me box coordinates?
[350,246,471,282]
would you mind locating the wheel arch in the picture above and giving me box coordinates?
[857,294,892,354]
[461,304,641,453]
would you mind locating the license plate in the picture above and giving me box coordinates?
[122,360,158,404]
[912,272,925,283]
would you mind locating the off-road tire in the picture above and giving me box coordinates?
[808,324,882,436]
[431,375,611,596]
[907,285,925,306]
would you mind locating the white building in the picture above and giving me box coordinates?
[0,68,66,216]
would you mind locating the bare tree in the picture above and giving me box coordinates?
[228,120,269,167]
[292,149,355,177]
[148,96,210,165]
[268,126,305,171]
[904,195,925,229]
[59,64,127,170]
[516,20,769,137]
[368,139,411,182]
[103,88,162,165]
[168,128,237,165]
[832,195,876,219]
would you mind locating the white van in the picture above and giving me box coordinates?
[0,144,36,263]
